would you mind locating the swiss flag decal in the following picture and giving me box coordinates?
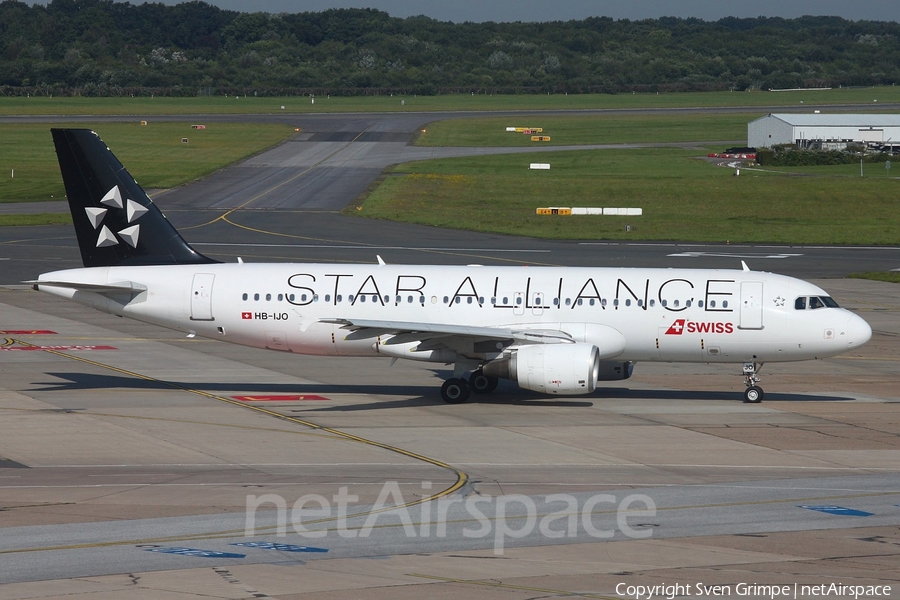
[664,319,686,335]
[241,312,252,320]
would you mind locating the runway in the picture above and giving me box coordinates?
[1,108,899,597]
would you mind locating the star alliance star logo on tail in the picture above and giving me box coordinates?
[85,185,148,249]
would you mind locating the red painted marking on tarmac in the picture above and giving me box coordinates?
[232,394,329,402]
[0,330,57,335]
[0,345,117,351]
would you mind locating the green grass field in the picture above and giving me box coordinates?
[353,148,900,244]
[2,86,900,115]
[416,113,754,146]
[849,271,900,283]
[0,122,295,204]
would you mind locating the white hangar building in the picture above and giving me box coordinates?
[748,113,900,149]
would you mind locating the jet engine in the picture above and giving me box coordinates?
[483,343,600,395]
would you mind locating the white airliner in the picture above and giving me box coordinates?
[34,129,872,404]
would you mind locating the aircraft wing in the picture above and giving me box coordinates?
[320,318,575,345]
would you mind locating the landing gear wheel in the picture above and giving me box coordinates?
[441,378,470,404]
[741,362,764,404]
[469,370,499,394]
[744,385,764,403]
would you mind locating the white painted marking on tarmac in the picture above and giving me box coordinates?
[32,462,899,469]
[193,243,550,253]
[667,251,803,259]
[36,463,440,468]
[579,242,900,251]
[0,482,450,488]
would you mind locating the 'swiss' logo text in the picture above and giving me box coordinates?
[665,319,734,335]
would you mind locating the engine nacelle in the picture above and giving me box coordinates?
[483,343,600,395]
[596,360,634,381]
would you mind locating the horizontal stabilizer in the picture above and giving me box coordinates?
[28,280,147,294]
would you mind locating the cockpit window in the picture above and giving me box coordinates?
[795,296,840,310]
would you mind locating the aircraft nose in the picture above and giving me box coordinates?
[845,313,872,348]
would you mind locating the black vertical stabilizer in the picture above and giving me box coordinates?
[52,128,218,267]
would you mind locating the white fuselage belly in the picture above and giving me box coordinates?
[38,263,869,364]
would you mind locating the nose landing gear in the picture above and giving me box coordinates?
[742,362,764,403]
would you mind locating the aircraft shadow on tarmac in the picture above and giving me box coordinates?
[32,372,858,409]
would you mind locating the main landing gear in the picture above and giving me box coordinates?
[440,369,499,403]
[742,362,764,403]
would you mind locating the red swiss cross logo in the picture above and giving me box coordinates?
[241,312,252,320]
[665,319,686,335]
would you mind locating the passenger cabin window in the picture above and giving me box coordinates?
[242,293,248,301]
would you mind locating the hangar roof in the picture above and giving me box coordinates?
[756,114,900,127]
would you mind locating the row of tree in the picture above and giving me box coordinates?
[3,0,900,96]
